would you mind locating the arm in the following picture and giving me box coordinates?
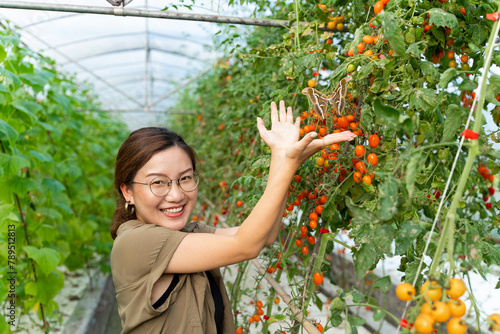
[165,101,356,274]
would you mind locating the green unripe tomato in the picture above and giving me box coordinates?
[347,64,356,72]
[461,63,470,71]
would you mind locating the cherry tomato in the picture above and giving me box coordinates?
[367,153,378,166]
[489,313,500,330]
[362,175,372,185]
[368,134,380,148]
[447,278,466,299]
[353,171,362,183]
[355,145,365,157]
[374,1,384,14]
[430,301,451,322]
[414,314,435,334]
[308,79,316,88]
[421,280,443,302]
[395,282,416,301]
[313,272,324,285]
[447,317,467,334]
[447,299,466,318]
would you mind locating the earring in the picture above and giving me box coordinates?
[125,201,135,215]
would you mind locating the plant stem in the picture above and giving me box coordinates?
[429,17,500,276]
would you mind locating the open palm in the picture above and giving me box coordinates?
[257,101,357,166]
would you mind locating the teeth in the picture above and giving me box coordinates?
[161,207,183,214]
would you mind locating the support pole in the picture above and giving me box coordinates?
[0,1,343,30]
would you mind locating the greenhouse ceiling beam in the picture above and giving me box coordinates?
[148,68,211,108]
[79,108,196,114]
[0,1,334,30]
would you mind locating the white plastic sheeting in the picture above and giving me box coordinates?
[0,0,240,129]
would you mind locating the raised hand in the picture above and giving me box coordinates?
[256,100,357,168]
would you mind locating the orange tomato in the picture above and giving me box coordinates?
[353,171,362,183]
[447,317,467,334]
[421,281,443,302]
[430,301,451,322]
[308,79,316,88]
[355,145,365,157]
[447,299,466,318]
[395,282,416,301]
[362,35,374,44]
[414,314,435,334]
[447,278,466,299]
[374,1,384,14]
[367,153,378,166]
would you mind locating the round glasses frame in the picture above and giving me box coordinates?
[130,173,200,197]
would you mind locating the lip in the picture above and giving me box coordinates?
[159,205,185,218]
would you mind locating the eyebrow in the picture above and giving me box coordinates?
[145,167,193,178]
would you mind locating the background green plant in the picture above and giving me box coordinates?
[0,23,127,333]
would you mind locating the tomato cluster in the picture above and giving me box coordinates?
[396,278,471,334]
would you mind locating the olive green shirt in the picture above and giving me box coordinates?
[111,220,235,334]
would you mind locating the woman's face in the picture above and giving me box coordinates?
[121,146,198,230]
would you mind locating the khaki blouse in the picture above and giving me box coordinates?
[110,220,235,334]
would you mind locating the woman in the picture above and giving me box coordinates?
[110,101,356,334]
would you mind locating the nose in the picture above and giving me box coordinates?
[164,181,185,202]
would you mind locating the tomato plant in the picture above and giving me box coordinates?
[169,0,500,332]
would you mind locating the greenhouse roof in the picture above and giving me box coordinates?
[0,0,255,129]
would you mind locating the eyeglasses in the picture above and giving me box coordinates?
[131,172,200,197]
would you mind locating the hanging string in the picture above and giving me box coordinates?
[395,16,500,333]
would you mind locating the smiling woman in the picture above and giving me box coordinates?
[109,101,356,334]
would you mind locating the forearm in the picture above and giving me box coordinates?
[234,158,296,255]
[264,151,290,245]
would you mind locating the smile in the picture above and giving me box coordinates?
[160,206,184,214]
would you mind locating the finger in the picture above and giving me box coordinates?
[270,102,278,124]
[256,117,268,138]
[320,131,357,146]
[295,131,318,152]
[279,100,286,122]
[286,106,294,123]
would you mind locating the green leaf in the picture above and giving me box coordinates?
[25,270,64,305]
[353,242,379,279]
[379,11,406,55]
[0,44,6,63]
[347,314,366,327]
[439,68,458,89]
[413,88,437,111]
[330,296,346,310]
[466,227,483,268]
[377,176,399,221]
[372,275,392,293]
[0,153,30,177]
[458,78,477,91]
[42,178,66,195]
[29,150,54,164]
[427,8,458,29]
[373,98,400,129]
[442,104,462,142]
[11,100,40,126]
[345,197,377,223]
[420,61,439,78]
[406,42,425,57]
[23,246,61,275]
[395,221,423,254]
[0,120,19,144]
[405,152,426,200]
[373,225,395,255]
